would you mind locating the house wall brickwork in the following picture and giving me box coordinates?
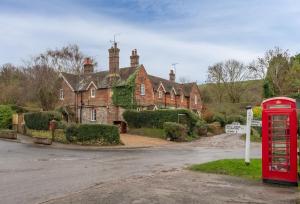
[58,44,203,125]
[134,66,155,107]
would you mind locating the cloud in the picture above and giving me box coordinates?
[0,9,261,82]
[2,0,300,82]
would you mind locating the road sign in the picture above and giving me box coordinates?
[225,122,246,134]
[251,119,262,127]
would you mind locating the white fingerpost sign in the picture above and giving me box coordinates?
[245,106,253,165]
[225,122,246,134]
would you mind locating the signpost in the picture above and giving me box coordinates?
[225,122,246,134]
[245,106,253,165]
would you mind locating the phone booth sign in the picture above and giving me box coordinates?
[262,97,298,186]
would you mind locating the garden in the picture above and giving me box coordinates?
[0,105,121,146]
[123,109,208,142]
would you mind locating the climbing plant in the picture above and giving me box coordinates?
[112,69,138,109]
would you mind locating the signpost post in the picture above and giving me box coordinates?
[245,106,253,165]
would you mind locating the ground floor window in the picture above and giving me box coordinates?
[91,109,97,121]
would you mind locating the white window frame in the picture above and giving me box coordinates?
[91,109,96,121]
[140,84,145,96]
[158,91,163,99]
[91,88,96,98]
[194,95,197,105]
[59,89,64,100]
[181,94,184,103]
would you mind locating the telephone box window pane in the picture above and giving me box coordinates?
[268,114,290,173]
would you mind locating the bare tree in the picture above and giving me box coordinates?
[25,44,97,74]
[0,64,27,105]
[207,62,224,103]
[207,60,251,103]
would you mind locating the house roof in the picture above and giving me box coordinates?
[60,66,137,91]
[60,66,197,97]
[148,75,196,97]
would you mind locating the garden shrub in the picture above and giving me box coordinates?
[24,111,61,130]
[212,113,226,127]
[65,123,78,142]
[208,122,223,135]
[227,115,246,125]
[252,106,262,119]
[65,124,120,144]
[0,105,14,129]
[123,109,199,134]
[194,119,208,136]
[163,122,187,141]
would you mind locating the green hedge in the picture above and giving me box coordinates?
[65,124,120,144]
[0,105,14,129]
[163,122,187,141]
[123,109,199,134]
[24,111,61,130]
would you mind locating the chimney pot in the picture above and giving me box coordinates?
[83,57,94,74]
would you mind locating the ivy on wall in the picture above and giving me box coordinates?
[112,69,138,109]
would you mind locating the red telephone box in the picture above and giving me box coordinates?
[262,97,298,186]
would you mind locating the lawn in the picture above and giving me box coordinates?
[189,159,300,183]
[189,159,262,180]
[27,129,69,143]
[127,128,165,139]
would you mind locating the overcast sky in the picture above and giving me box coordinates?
[1,0,300,83]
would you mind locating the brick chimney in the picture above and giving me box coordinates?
[169,69,175,82]
[83,57,94,74]
[108,42,120,75]
[130,49,139,67]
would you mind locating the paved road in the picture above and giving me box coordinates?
[0,134,261,204]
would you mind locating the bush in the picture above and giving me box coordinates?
[227,115,246,125]
[24,111,61,130]
[194,120,208,136]
[212,113,226,127]
[208,122,223,135]
[65,124,120,145]
[0,105,14,129]
[123,109,199,134]
[65,123,78,142]
[163,122,187,141]
[252,106,262,119]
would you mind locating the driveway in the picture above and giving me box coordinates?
[0,134,268,204]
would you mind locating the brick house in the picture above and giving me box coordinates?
[58,43,202,128]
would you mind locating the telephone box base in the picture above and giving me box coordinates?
[263,179,298,187]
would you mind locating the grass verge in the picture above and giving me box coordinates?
[189,159,300,183]
[189,159,262,180]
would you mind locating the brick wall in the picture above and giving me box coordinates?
[58,79,76,107]
[189,84,202,112]
[134,66,155,107]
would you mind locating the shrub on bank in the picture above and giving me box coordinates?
[123,109,199,134]
[65,124,120,145]
[24,111,61,130]
[163,122,187,142]
[0,105,14,129]
[194,120,208,136]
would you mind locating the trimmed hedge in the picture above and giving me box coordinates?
[24,111,61,130]
[65,124,120,144]
[163,122,187,141]
[123,109,199,134]
[0,105,14,129]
